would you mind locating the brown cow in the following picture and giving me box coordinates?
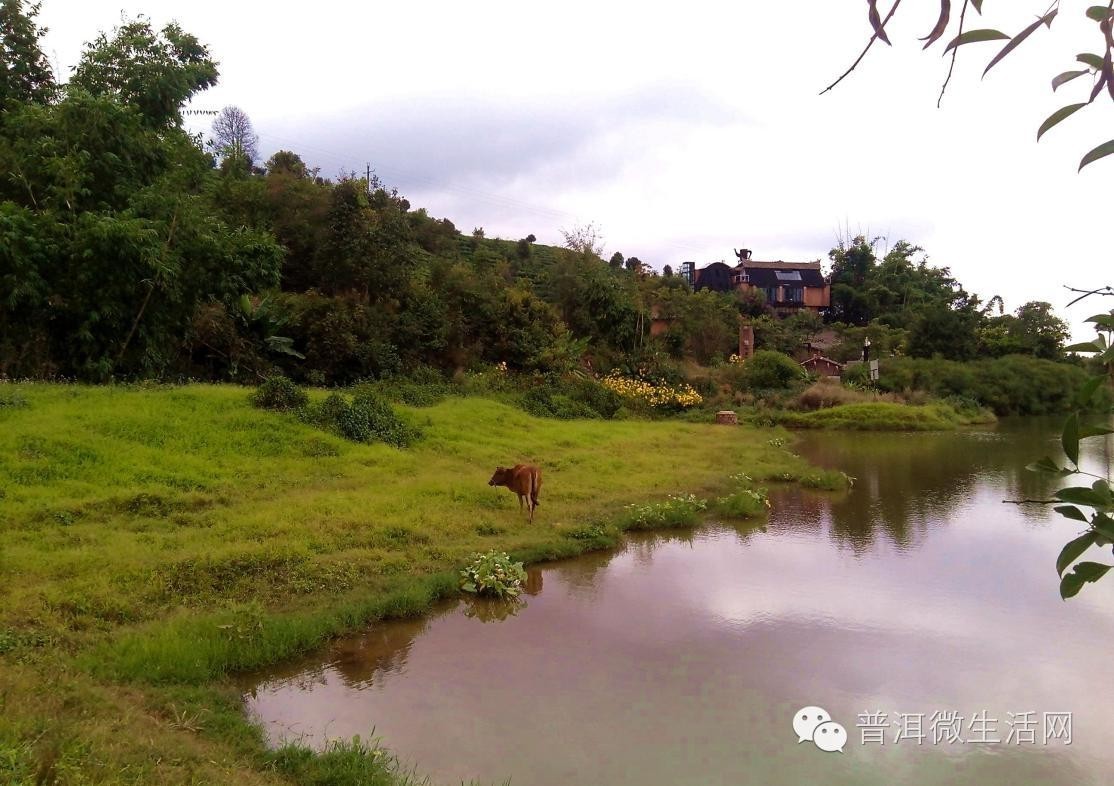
[488,464,542,522]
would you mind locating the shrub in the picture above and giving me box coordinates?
[250,375,308,411]
[339,393,421,447]
[739,350,804,390]
[521,377,622,420]
[459,551,527,599]
[601,372,703,410]
[876,355,1099,415]
[301,391,421,447]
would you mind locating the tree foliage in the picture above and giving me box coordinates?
[0,0,54,106]
[71,16,218,128]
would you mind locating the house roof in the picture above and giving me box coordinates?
[739,262,826,288]
[800,355,844,370]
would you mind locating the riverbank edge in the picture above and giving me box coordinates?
[0,385,851,785]
[93,468,846,785]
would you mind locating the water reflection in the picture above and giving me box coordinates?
[244,418,1114,786]
[785,419,1110,553]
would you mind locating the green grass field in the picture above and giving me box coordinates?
[0,383,839,785]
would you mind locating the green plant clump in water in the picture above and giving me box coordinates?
[250,375,309,411]
[459,550,527,599]
[716,487,771,518]
[621,493,708,530]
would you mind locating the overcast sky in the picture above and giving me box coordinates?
[38,1,1113,340]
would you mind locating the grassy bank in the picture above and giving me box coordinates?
[0,383,839,785]
[767,401,996,431]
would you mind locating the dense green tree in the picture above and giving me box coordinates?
[71,17,217,128]
[907,303,981,361]
[0,0,54,106]
[265,150,309,178]
[827,235,877,325]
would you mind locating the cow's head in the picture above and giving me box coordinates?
[488,467,511,486]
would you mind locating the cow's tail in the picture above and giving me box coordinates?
[530,469,540,509]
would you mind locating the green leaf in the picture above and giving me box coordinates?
[1054,505,1089,523]
[1078,52,1105,69]
[1027,456,1072,476]
[1060,561,1113,599]
[1052,69,1090,90]
[1094,513,1114,540]
[1065,341,1101,353]
[972,0,984,13]
[1086,313,1114,329]
[1085,6,1114,22]
[943,29,1010,54]
[1080,139,1114,171]
[1057,531,1097,576]
[1055,486,1108,507]
[1062,412,1080,466]
[984,12,1057,77]
[1037,103,1087,140]
[460,582,477,593]
[1080,424,1114,439]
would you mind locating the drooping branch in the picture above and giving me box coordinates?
[938,0,971,107]
[821,0,905,95]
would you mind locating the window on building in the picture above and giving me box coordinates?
[774,270,803,281]
[764,286,778,302]
[785,287,804,303]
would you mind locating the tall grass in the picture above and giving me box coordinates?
[0,382,823,785]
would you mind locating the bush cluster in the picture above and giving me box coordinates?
[250,375,309,411]
[735,350,805,391]
[602,372,703,410]
[877,355,1101,415]
[252,377,421,447]
[308,392,421,447]
[520,377,622,420]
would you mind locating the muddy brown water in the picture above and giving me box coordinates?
[244,419,1114,785]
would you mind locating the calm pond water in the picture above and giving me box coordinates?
[244,419,1114,786]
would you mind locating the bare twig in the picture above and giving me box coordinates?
[938,0,971,107]
[1064,284,1114,308]
[821,0,904,95]
[1003,499,1059,504]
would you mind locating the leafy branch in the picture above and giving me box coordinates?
[826,1,1114,170]
[1028,306,1114,598]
